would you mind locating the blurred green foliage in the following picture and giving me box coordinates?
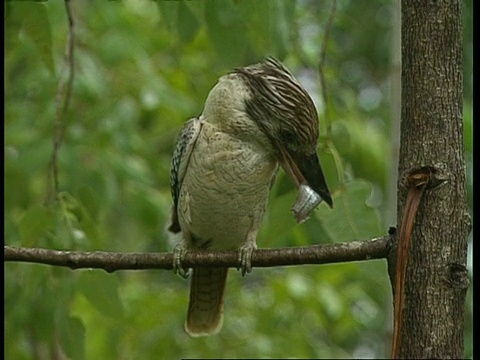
[4,0,472,359]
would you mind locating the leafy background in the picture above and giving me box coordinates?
[4,0,473,359]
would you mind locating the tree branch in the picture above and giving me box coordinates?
[4,236,391,273]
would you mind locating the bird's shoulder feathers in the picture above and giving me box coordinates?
[168,116,203,233]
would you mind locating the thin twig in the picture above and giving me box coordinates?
[45,1,75,206]
[318,0,337,138]
[4,236,390,273]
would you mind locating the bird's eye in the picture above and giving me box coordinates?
[279,130,296,144]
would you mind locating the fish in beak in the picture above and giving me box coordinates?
[277,146,333,223]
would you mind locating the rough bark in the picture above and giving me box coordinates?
[390,0,471,358]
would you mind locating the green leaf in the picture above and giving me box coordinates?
[76,185,101,222]
[177,0,200,43]
[234,0,295,58]
[57,191,101,247]
[21,2,55,74]
[316,179,383,242]
[270,0,296,58]
[77,271,124,320]
[463,102,472,153]
[316,282,343,320]
[332,119,388,189]
[19,204,56,247]
[237,0,271,52]
[281,0,296,27]
[59,317,86,360]
[156,0,178,33]
[184,0,204,23]
[205,0,249,67]
[260,189,298,247]
[318,147,341,199]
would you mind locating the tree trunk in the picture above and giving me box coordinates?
[390,0,471,358]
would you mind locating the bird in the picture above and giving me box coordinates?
[167,57,332,337]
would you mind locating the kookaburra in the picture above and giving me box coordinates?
[168,57,332,337]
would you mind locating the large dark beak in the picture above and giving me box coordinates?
[277,146,333,208]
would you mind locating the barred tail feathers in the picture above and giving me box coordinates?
[185,267,229,337]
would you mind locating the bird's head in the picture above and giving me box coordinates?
[234,57,333,209]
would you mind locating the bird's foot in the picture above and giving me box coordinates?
[173,242,190,279]
[237,242,257,276]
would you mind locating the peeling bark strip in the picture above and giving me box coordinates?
[391,167,433,359]
[4,236,390,272]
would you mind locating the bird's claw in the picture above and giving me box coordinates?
[237,243,256,276]
[173,243,190,279]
